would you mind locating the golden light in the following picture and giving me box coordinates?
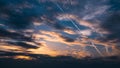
[13,55,34,60]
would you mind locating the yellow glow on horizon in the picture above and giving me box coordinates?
[28,46,60,57]
[13,55,34,60]
[0,45,25,52]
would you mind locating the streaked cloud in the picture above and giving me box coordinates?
[0,0,120,60]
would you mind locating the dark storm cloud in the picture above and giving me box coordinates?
[53,23,66,30]
[7,42,38,49]
[0,0,61,29]
[0,51,27,56]
[60,35,75,42]
[0,28,32,41]
[101,12,120,42]
[0,0,40,29]
[0,0,31,28]
[0,28,39,49]
[100,0,120,42]
[109,0,120,11]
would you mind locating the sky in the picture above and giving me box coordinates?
[0,0,120,66]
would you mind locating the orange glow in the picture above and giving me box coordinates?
[63,29,75,34]
[27,43,90,58]
[0,45,25,52]
[13,55,34,60]
[28,46,60,57]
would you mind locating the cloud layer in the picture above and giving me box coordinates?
[0,0,120,60]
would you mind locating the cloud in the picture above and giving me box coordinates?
[0,0,120,60]
[32,30,89,47]
[0,44,25,53]
[7,42,38,49]
[0,28,32,41]
[27,42,91,58]
[101,12,120,42]
[13,55,35,60]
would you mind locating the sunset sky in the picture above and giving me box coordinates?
[0,0,120,68]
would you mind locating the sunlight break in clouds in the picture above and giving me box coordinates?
[0,0,120,61]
